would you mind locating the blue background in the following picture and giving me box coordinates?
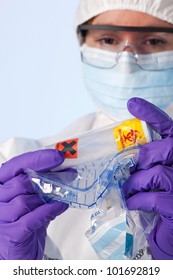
[0,0,95,142]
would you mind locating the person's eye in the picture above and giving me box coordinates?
[146,38,165,46]
[99,37,117,45]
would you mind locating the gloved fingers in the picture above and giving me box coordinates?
[126,192,173,217]
[0,194,44,223]
[123,165,173,199]
[0,174,35,202]
[127,97,173,138]
[14,201,69,242]
[135,138,173,170]
[0,149,64,184]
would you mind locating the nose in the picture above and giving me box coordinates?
[115,41,140,73]
[122,40,137,54]
[116,40,138,64]
[123,45,134,53]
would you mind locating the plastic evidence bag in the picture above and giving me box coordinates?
[85,181,159,260]
[27,118,158,209]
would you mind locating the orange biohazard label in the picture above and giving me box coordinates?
[113,118,147,152]
[55,138,78,158]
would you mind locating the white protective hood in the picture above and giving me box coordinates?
[75,0,173,28]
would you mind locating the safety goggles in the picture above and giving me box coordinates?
[78,25,173,70]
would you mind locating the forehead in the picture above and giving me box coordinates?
[91,10,173,28]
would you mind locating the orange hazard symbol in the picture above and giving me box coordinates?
[55,138,78,158]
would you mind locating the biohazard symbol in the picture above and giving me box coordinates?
[55,138,78,158]
[123,129,142,145]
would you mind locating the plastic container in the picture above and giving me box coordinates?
[27,118,159,208]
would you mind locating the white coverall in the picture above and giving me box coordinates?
[0,106,173,260]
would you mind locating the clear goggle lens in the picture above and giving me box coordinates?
[78,25,173,70]
[80,44,173,71]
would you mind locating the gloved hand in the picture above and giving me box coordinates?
[123,97,173,260]
[0,149,69,260]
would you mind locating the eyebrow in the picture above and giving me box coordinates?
[78,24,173,33]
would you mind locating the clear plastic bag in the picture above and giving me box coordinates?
[86,176,159,260]
[27,118,158,209]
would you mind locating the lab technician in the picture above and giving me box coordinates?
[1,0,173,260]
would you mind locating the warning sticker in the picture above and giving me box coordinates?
[113,118,147,152]
[55,138,78,158]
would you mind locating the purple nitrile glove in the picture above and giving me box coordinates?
[0,149,69,260]
[122,97,173,260]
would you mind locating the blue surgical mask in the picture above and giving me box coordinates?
[81,46,173,121]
